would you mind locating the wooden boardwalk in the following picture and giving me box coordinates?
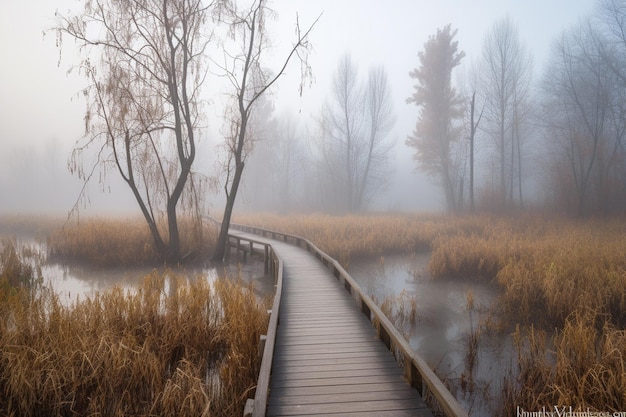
[230,230,434,417]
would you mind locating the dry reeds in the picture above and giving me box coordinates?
[374,289,419,338]
[47,216,217,267]
[501,310,626,415]
[234,212,484,265]
[0,270,269,417]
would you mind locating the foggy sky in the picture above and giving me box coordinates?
[0,0,596,214]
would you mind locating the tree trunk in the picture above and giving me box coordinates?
[469,92,477,213]
[213,161,244,262]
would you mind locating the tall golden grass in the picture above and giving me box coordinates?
[501,310,626,415]
[234,212,485,266]
[47,216,216,267]
[0,270,269,417]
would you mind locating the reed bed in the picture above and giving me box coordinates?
[501,310,626,415]
[47,216,216,267]
[234,212,486,265]
[0,269,269,417]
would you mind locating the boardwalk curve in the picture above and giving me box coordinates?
[223,224,468,417]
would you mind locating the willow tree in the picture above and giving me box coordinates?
[211,0,318,261]
[406,24,465,212]
[55,0,210,263]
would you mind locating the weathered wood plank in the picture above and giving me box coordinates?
[271,358,398,375]
[268,381,410,397]
[269,374,416,389]
[269,388,424,407]
[267,398,431,416]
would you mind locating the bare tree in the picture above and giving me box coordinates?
[479,16,532,210]
[211,0,318,261]
[406,24,465,212]
[55,0,210,263]
[467,91,484,212]
[358,66,396,210]
[239,109,305,212]
[317,54,395,213]
[541,17,625,215]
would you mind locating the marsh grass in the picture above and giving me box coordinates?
[47,216,217,267]
[234,212,485,265]
[0,270,269,417]
[501,310,626,415]
[0,238,44,302]
[374,289,419,339]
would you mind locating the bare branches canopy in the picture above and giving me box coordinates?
[56,0,210,263]
[211,0,318,261]
[316,54,395,213]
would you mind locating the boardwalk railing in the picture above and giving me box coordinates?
[227,222,468,417]
[204,216,284,417]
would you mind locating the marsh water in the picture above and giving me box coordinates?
[42,258,273,306]
[350,253,514,416]
[6,235,273,306]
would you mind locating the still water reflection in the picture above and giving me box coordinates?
[42,259,273,306]
[349,253,513,416]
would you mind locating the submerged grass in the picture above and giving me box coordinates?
[0,269,269,417]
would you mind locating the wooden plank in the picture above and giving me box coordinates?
[273,342,388,356]
[267,410,434,417]
[269,388,423,407]
[271,360,400,376]
[272,349,393,362]
[269,374,413,389]
[227,229,437,417]
[269,366,405,383]
[267,398,429,416]
[269,381,409,397]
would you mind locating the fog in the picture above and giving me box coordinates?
[0,0,597,216]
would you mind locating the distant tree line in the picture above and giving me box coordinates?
[404,2,625,216]
[239,53,396,215]
[241,1,626,217]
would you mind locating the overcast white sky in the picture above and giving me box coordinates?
[0,0,597,214]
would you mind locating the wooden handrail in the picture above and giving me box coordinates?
[203,216,283,417]
[228,221,468,417]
